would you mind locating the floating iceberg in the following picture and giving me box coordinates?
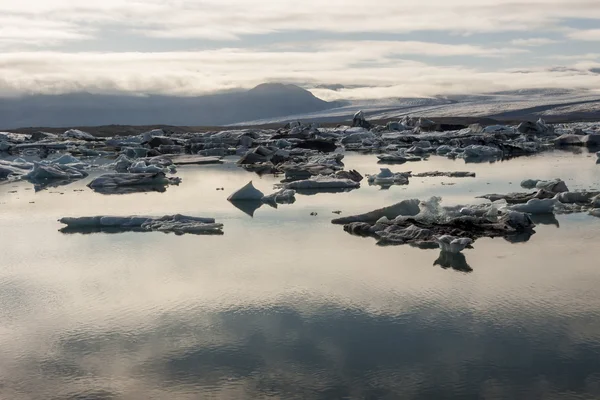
[24,162,88,181]
[88,173,181,193]
[59,214,223,235]
[283,175,360,191]
[64,129,97,141]
[412,171,475,178]
[169,155,224,165]
[332,199,420,224]
[460,145,503,159]
[262,189,296,204]
[508,198,557,214]
[435,235,473,253]
[227,181,265,201]
[521,178,568,193]
[367,168,410,186]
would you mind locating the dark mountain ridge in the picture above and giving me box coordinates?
[0,83,337,129]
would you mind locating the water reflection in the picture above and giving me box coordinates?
[434,251,473,272]
[229,200,264,217]
[5,304,600,399]
[530,213,560,228]
[89,184,170,195]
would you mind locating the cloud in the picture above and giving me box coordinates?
[510,38,560,46]
[2,0,600,46]
[567,29,600,41]
[1,45,599,99]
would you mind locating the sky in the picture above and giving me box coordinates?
[1,0,600,100]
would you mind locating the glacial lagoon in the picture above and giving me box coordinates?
[2,151,600,399]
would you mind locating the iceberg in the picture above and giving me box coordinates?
[367,168,410,186]
[283,175,360,191]
[88,172,181,193]
[64,129,97,141]
[59,214,223,235]
[24,161,88,181]
[262,189,296,204]
[227,181,265,201]
[332,199,420,224]
[435,235,473,253]
[508,198,557,214]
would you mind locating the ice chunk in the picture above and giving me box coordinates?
[367,168,410,186]
[24,161,88,181]
[332,199,420,224]
[412,171,475,178]
[169,155,224,165]
[554,191,598,204]
[436,235,473,253]
[59,214,223,235]
[508,198,557,214]
[227,181,265,201]
[262,189,296,204]
[283,175,360,191]
[64,129,96,141]
[460,145,503,158]
[88,173,180,190]
[535,179,568,193]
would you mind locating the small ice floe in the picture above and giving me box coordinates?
[435,235,473,254]
[520,178,569,193]
[367,168,410,186]
[0,159,33,180]
[169,155,224,165]
[24,161,88,181]
[332,199,420,224]
[262,189,296,205]
[508,198,557,214]
[377,149,422,164]
[412,171,475,178]
[87,173,181,194]
[64,129,97,141]
[459,145,503,159]
[283,175,360,192]
[58,214,223,235]
[227,182,297,216]
[227,181,264,201]
[554,191,599,204]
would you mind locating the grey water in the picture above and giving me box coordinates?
[2,150,600,399]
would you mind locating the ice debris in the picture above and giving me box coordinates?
[87,173,181,193]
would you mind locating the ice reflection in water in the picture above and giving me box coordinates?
[1,150,600,399]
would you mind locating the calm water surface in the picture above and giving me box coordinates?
[1,150,600,399]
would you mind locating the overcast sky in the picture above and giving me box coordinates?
[2,0,600,99]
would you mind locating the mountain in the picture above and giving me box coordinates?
[0,83,337,129]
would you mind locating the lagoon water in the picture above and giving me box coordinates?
[2,150,600,399]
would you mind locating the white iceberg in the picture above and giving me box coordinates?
[367,168,410,185]
[332,199,420,224]
[460,145,503,158]
[88,173,180,189]
[262,189,296,204]
[59,214,223,235]
[227,181,265,201]
[24,161,88,181]
[435,235,473,253]
[521,178,568,193]
[64,129,96,141]
[284,175,360,191]
[508,198,557,214]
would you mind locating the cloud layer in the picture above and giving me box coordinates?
[1,0,599,98]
